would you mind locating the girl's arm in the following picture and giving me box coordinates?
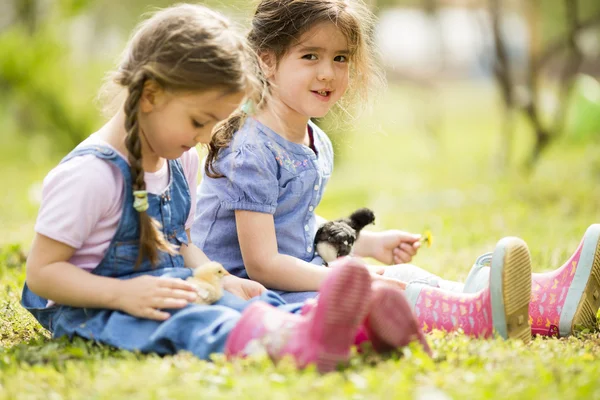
[235,210,331,291]
[179,229,211,268]
[26,233,198,320]
[26,234,123,309]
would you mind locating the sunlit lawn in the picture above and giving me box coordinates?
[1,82,600,399]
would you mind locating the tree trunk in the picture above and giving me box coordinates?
[16,0,38,34]
[490,0,514,171]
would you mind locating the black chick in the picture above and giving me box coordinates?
[314,208,375,265]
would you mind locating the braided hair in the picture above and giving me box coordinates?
[100,4,261,266]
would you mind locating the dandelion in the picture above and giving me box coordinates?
[420,230,433,248]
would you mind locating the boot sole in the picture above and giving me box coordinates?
[560,224,600,336]
[366,282,431,354]
[490,237,532,343]
[311,258,371,373]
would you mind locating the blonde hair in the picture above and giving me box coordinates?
[100,4,260,267]
[205,0,385,178]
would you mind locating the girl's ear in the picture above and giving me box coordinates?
[258,51,276,79]
[140,80,166,113]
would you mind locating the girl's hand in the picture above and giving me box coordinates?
[115,276,198,321]
[370,230,421,265]
[222,274,267,300]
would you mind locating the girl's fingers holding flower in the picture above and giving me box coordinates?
[399,242,417,256]
[393,248,412,264]
[391,231,421,244]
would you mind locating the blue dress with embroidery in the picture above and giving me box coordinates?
[192,118,334,303]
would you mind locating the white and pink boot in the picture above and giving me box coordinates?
[462,225,600,337]
[529,224,600,337]
[405,237,532,342]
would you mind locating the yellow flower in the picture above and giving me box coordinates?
[420,230,433,248]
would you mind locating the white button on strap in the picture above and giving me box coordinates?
[314,185,319,191]
[309,206,314,211]
[304,225,309,231]
[307,246,312,252]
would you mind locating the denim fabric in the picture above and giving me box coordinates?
[21,145,300,360]
[278,291,319,303]
[192,118,332,300]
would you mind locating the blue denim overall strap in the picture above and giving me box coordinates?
[83,146,191,279]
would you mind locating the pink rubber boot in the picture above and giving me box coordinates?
[224,257,371,373]
[529,224,600,337]
[301,301,374,352]
[301,281,432,355]
[407,237,532,342]
[364,281,432,355]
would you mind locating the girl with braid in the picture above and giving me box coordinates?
[21,4,427,373]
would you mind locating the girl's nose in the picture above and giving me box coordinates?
[317,62,335,82]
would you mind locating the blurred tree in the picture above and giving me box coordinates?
[490,0,600,168]
[490,0,517,170]
[2,0,598,162]
[16,0,37,34]
[370,0,599,168]
[566,74,600,142]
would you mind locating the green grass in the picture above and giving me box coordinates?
[2,82,600,399]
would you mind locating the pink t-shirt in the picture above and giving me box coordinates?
[35,135,199,272]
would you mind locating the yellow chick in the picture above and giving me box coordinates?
[186,262,230,305]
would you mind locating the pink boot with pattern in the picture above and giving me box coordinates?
[529,224,600,337]
[406,237,532,342]
[224,257,371,373]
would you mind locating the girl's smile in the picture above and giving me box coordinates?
[311,89,334,101]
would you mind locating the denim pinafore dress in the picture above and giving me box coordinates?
[21,146,299,359]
